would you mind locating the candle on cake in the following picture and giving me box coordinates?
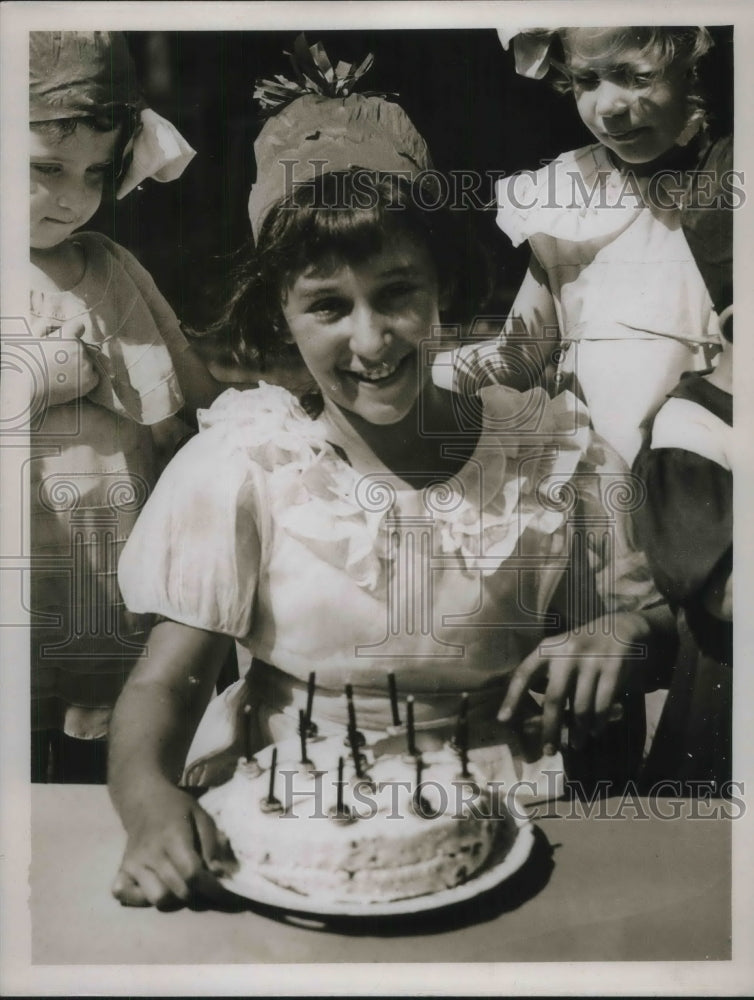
[298,708,313,768]
[304,670,318,737]
[328,755,353,824]
[405,695,420,759]
[260,745,283,812]
[387,670,401,726]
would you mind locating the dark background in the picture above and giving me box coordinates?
[89,28,733,360]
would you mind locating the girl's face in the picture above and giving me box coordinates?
[281,231,442,427]
[563,28,692,165]
[30,125,119,249]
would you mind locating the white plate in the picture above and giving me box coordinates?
[216,817,536,919]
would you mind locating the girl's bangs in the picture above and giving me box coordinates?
[270,171,431,281]
[560,25,712,72]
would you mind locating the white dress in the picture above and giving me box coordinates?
[29,231,190,738]
[442,143,723,465]
[118,381,661,784]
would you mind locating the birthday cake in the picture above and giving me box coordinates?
[201,735,517,904]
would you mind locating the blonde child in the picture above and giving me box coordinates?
[26,31,220,781]
[106,37,674,907]
[443,26,727,466]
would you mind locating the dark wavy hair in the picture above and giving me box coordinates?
[207,168,493,374]
[30,105,140,195]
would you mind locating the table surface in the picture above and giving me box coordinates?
[31,785,731,965]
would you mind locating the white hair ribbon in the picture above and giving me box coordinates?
[496,28,557,81]
[117,107,196,200]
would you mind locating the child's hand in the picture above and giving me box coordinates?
[498,613,649,755]
[38,323,100,405]
[111,784,232,908]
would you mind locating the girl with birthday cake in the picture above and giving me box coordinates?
[107,36,675,908]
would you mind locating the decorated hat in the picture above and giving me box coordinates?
[29,30,195,199]
[29,30,141,122]
[248,35,432,240]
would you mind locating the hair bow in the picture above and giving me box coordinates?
[497,28,558,80]
[117,108,196,200]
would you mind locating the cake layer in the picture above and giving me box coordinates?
[203,736,514,904]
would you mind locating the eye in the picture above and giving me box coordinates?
[31,162,61,176]
[378,281,420,309]
[613,66,658,89]
[627,72,655,88]
[309,297,349,320]
[571,71,600,90]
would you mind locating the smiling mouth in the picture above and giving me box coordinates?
[605,127,646,142]
[341,356,409,384]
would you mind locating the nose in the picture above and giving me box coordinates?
[55,178,88,215]
[349,305,392,360]
[595,79,631,119]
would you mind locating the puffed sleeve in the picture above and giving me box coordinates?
[94,233,191,357]
[118,425,266,637]
[76,232,189,425]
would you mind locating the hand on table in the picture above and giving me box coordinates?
[112,785,233,908]
[498,613,648,755]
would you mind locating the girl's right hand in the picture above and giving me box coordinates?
[112,784,233,908]
[39,323,100,405]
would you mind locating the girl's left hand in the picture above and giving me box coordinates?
[498,612,651,755]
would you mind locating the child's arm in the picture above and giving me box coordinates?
[108,620,234,907]
[433,255,557,395]
[166,339,223,423]
[498,604,676,755]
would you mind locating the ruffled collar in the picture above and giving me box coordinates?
[496,144,656,248]
[199,382,600,591]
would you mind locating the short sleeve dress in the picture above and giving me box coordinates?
[446,142,724,465]
[118,381,662,784]
[632,372,732,787]
[30,231,191,739]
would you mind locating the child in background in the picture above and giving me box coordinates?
[633,145,733,790]
[106,38,674,908]
[444,26,726,466]
[26,31,220,782]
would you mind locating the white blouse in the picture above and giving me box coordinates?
[120,381,659,742]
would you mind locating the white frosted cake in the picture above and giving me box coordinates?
[202,736,517,904]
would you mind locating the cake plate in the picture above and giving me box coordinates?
[212,815,536,919]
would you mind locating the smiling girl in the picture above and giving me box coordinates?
[106,39,674,908]
[27,32,219,782]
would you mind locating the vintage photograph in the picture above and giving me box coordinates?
[1,1,752,995]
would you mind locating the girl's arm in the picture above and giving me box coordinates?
[498,604,676,755]
[499,452,678,755]
[435,254,558,395]
[108,620,233,907]
[167,340,224,421]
